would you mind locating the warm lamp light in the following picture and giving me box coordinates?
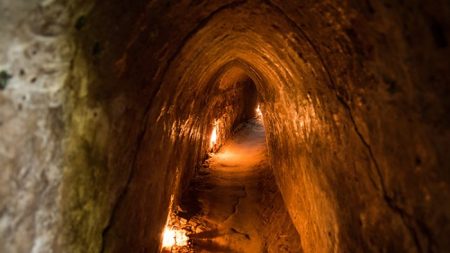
[256,104,262,118]
[162,227,188,248]
[210,121,218,149]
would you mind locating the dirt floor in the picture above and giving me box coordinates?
[165,118,302,252]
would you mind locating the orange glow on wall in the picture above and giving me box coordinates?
[256,104,262,118]
[210,121,218,149]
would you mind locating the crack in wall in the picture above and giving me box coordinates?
[99,126,147,253]
[263,1,432,252]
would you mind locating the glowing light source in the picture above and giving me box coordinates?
[162,227,188,248]
[256,104,263,118]
[210,121,218,149]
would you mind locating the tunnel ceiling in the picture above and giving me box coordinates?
[0,0,449,252]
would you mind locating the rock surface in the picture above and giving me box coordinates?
[0,0,449,252]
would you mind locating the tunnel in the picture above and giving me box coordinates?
[0,0,450,252]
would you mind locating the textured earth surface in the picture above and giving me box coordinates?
[0,0,449,253]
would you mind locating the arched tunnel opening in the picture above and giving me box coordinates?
[159,67,301,252]
[0,0,449,253]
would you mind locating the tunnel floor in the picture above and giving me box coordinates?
[164,118,301,252]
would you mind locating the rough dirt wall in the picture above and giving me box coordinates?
[0,0,449,253]
[259,164,303,252]
[0,0,90,252]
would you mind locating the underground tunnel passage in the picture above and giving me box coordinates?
[0,0,449,253]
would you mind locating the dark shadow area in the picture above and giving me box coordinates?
[238,77,258,122]
[192,240,239,253]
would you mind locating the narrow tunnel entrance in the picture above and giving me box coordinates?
[161,74,302,252]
